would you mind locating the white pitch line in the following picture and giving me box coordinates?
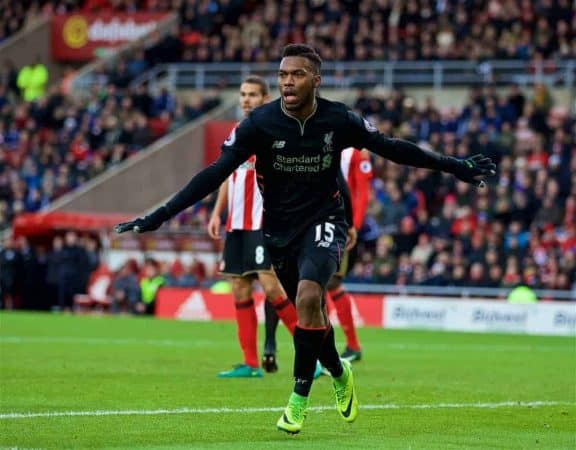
[0,336,218,348]
[0,336,573,353]
[1,401,573,420]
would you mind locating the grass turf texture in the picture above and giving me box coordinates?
[1,312,574,449]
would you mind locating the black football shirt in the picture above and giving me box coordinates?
[165,96,456,247]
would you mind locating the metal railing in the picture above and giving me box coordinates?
[103,59,576,92]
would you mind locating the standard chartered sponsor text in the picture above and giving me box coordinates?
[273,154,332,173]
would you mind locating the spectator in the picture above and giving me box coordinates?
[16,236,43,310]
[57,231,88,311]
[136,259,164,315]
[16,57,48,102]
[110,261,140,313]
[1,59,19,98]
[0,235,20,309]
[46,235,64,309]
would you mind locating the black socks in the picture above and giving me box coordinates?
[293,326,325,396]
[264,299,279,354]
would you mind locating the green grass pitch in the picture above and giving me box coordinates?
[1,312,575,449]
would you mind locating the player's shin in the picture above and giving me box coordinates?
[293,326,325,396]
[264,299,280,354]
[317,324,344,378]
[263,300,280,373]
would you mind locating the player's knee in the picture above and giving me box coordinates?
[231,277,252,302]
[258,273,286,300]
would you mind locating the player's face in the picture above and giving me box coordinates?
[239,82,268,117]
[278,56,320,112]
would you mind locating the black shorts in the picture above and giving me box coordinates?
[265,217,347,301]
[334,245,358,278]
[220,230,272,277]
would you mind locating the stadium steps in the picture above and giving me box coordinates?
[0,17,66,83]
[47,97,238,215]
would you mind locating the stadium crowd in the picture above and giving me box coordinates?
[149,82,574,294]
[0,231,99,310]
[98,0,576,69]
[0,231,214,312]
[1,0,575,313]
[2,81,573,314]
[4,1,573,61]
[343,84,575,291]
[0,78,221,231]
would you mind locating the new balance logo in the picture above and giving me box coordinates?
[317,241,331,248]
[272,140,286,149]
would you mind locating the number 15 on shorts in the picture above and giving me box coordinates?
[314,222,335,248]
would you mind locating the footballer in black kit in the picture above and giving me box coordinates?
[115,44,496,434]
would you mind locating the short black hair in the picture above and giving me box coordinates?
[281,44,322,74]
[242,75,269,96]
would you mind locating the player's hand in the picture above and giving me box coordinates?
[345,227,357,251]
[452,154,497,188]
[114,206,170,234]
[207,214,221,240]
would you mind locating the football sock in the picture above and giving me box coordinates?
[264,299,279,354]
[293,325,326,396]
[329,288,361,352]
[318,324,344,378]
[234,299,258,368]
[270,295,297,334]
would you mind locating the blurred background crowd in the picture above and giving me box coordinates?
[0,74,221,230]
[2,0,573,61]
[347,85,574,291]
[0,0,574,312]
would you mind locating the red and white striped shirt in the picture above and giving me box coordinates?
[340,147,373,229]
[226,154,263,231]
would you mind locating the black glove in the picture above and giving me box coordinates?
[114,205,171,234]
[450,154,497,187]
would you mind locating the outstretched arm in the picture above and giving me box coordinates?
[346,112,496,186]
[116,119,258,234]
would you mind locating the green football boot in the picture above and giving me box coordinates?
[332,359,358,422]
[277,392,309,434]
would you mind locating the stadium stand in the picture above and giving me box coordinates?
[167,0,574,62]
[348,84,574,291]
[100,81,574,302]
[0,79,221,231]
[0,0,184,42]
[3,0,574,61]
[1,1,574,314]
[86,0,575,68]
[0,0,88,43]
